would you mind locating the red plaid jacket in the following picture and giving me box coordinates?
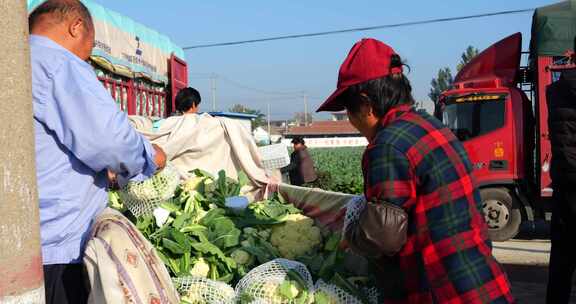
[362,105,514,303]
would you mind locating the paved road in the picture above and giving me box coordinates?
[493,240,576,303]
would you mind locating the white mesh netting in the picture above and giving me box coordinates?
[173,276,236,304]
[244,300,268,304]
[235,258,314,304]
[343,195,367,234]
[363,286,381,304]
[314,279,363,304]
[314,280,381,304]
[120,164,181,218]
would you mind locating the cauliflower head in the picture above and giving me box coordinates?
[314,290,339,304]
[180,279,235,304]
[231,249,253,266]
[182,176,204,194]
[189,258,210,278]
[270,214,322,259]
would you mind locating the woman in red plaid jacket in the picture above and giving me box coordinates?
[316,38,514,304]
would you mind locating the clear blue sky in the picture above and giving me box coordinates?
[93,0,557,120]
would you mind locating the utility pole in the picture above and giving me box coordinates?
[267,101,271,136]
[0,1,45,303]
[210,74,217,111]
[303,93,309,126]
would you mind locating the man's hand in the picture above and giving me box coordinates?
[107,169,119,190]
[152,144,167,170]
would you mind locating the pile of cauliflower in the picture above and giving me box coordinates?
[270,214,323,260]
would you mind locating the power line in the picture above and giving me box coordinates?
[191,72,325,99]
[218,75,304,96]
[183,8,534,50]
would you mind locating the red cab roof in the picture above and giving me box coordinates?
[454,33,522,89]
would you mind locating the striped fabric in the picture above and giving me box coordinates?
[84,208,180,304]
[362,105,514,304]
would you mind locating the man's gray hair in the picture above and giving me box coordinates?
[29,0,93,32]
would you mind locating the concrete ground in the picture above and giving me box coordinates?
[493,240,576,303]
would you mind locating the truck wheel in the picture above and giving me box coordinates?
[480,188,521,242]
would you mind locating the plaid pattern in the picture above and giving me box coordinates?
[363,105,514,304]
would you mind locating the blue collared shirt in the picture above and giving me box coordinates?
[30,35,157,264]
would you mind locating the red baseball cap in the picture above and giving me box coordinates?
[316,38,403,112]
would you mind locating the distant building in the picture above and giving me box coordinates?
[283,120,367,148]
[331,112,348,121]
[267,120,290,137]
[269,120,288,128]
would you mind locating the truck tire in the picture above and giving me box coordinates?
[480,188,521,242]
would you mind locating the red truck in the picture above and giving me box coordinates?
[435,1,576,241]
[29,0,189,118]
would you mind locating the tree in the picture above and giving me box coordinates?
[229,104,266,128]
[428,67,453,105]
[457,46,480,71]
[293,112,313,126]
[428,46,478,107]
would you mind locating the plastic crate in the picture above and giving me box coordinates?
[258,143,290,170]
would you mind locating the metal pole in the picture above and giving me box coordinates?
[303,93,308,126]
[0,1,45,303]
[211,74,217,111]
[267,102,271,136]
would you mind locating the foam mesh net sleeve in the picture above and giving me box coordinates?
[173,276,236,304]
[235,258,314,304]
[119,164,181,218]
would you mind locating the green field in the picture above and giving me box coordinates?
[308,147,364,194]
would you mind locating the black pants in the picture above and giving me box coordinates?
[44,264,89,304]
[547,188,576,304]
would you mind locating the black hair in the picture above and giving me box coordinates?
[344,54,415,118]
[29,0,93,33]
[175,87,202,113]
[291,136,305,145]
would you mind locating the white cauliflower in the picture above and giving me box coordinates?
[180,278,235,304]
[119,167,180,204]
[270,214,322,259]
[189,258,210,278]
[240,281,307,304]
[182,176,204,194]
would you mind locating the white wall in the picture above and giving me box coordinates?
[282,136,368,148]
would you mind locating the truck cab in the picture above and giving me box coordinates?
[436,0,576,242]
[437,33,537,241]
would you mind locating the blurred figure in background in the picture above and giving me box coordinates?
[282,136,317,186]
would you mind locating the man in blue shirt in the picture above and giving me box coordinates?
[28,1,166,303]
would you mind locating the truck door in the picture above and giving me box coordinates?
[169,55,188,115]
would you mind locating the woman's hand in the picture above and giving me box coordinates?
[152,144,167,170]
